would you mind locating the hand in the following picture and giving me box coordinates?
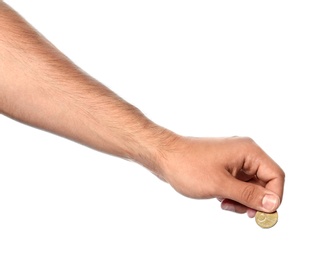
[156,136,285,217]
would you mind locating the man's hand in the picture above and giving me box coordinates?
[153,136,285,217]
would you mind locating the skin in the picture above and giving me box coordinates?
[0,2,285,218]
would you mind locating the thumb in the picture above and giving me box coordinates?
[222,177,281,213]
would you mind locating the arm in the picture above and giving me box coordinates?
[0,2,170,171]
[0,2,284,217]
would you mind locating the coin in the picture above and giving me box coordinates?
[255,211,278,229]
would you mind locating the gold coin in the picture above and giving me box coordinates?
[255,211,278,229]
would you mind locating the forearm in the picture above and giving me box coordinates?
[0,2,176,171]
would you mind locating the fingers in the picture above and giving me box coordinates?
[256,159,285,204]
[247,139,285,206]
[220,175,281,213]
[224,137,285,214]
[220,199,260,218]
[220,199,248,214]
[219,154,284,216]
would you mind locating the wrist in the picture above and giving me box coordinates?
[129,123,180,178]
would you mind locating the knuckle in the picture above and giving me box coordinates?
[232,136,254,142]
[280,169,286,180]
[231,136,256,149]
[241,185,256,204]
[241,136,255,145]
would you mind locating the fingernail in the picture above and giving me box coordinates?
[262,194,279,212]
[221,203,236,212]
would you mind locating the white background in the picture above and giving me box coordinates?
[0,0,310,259]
